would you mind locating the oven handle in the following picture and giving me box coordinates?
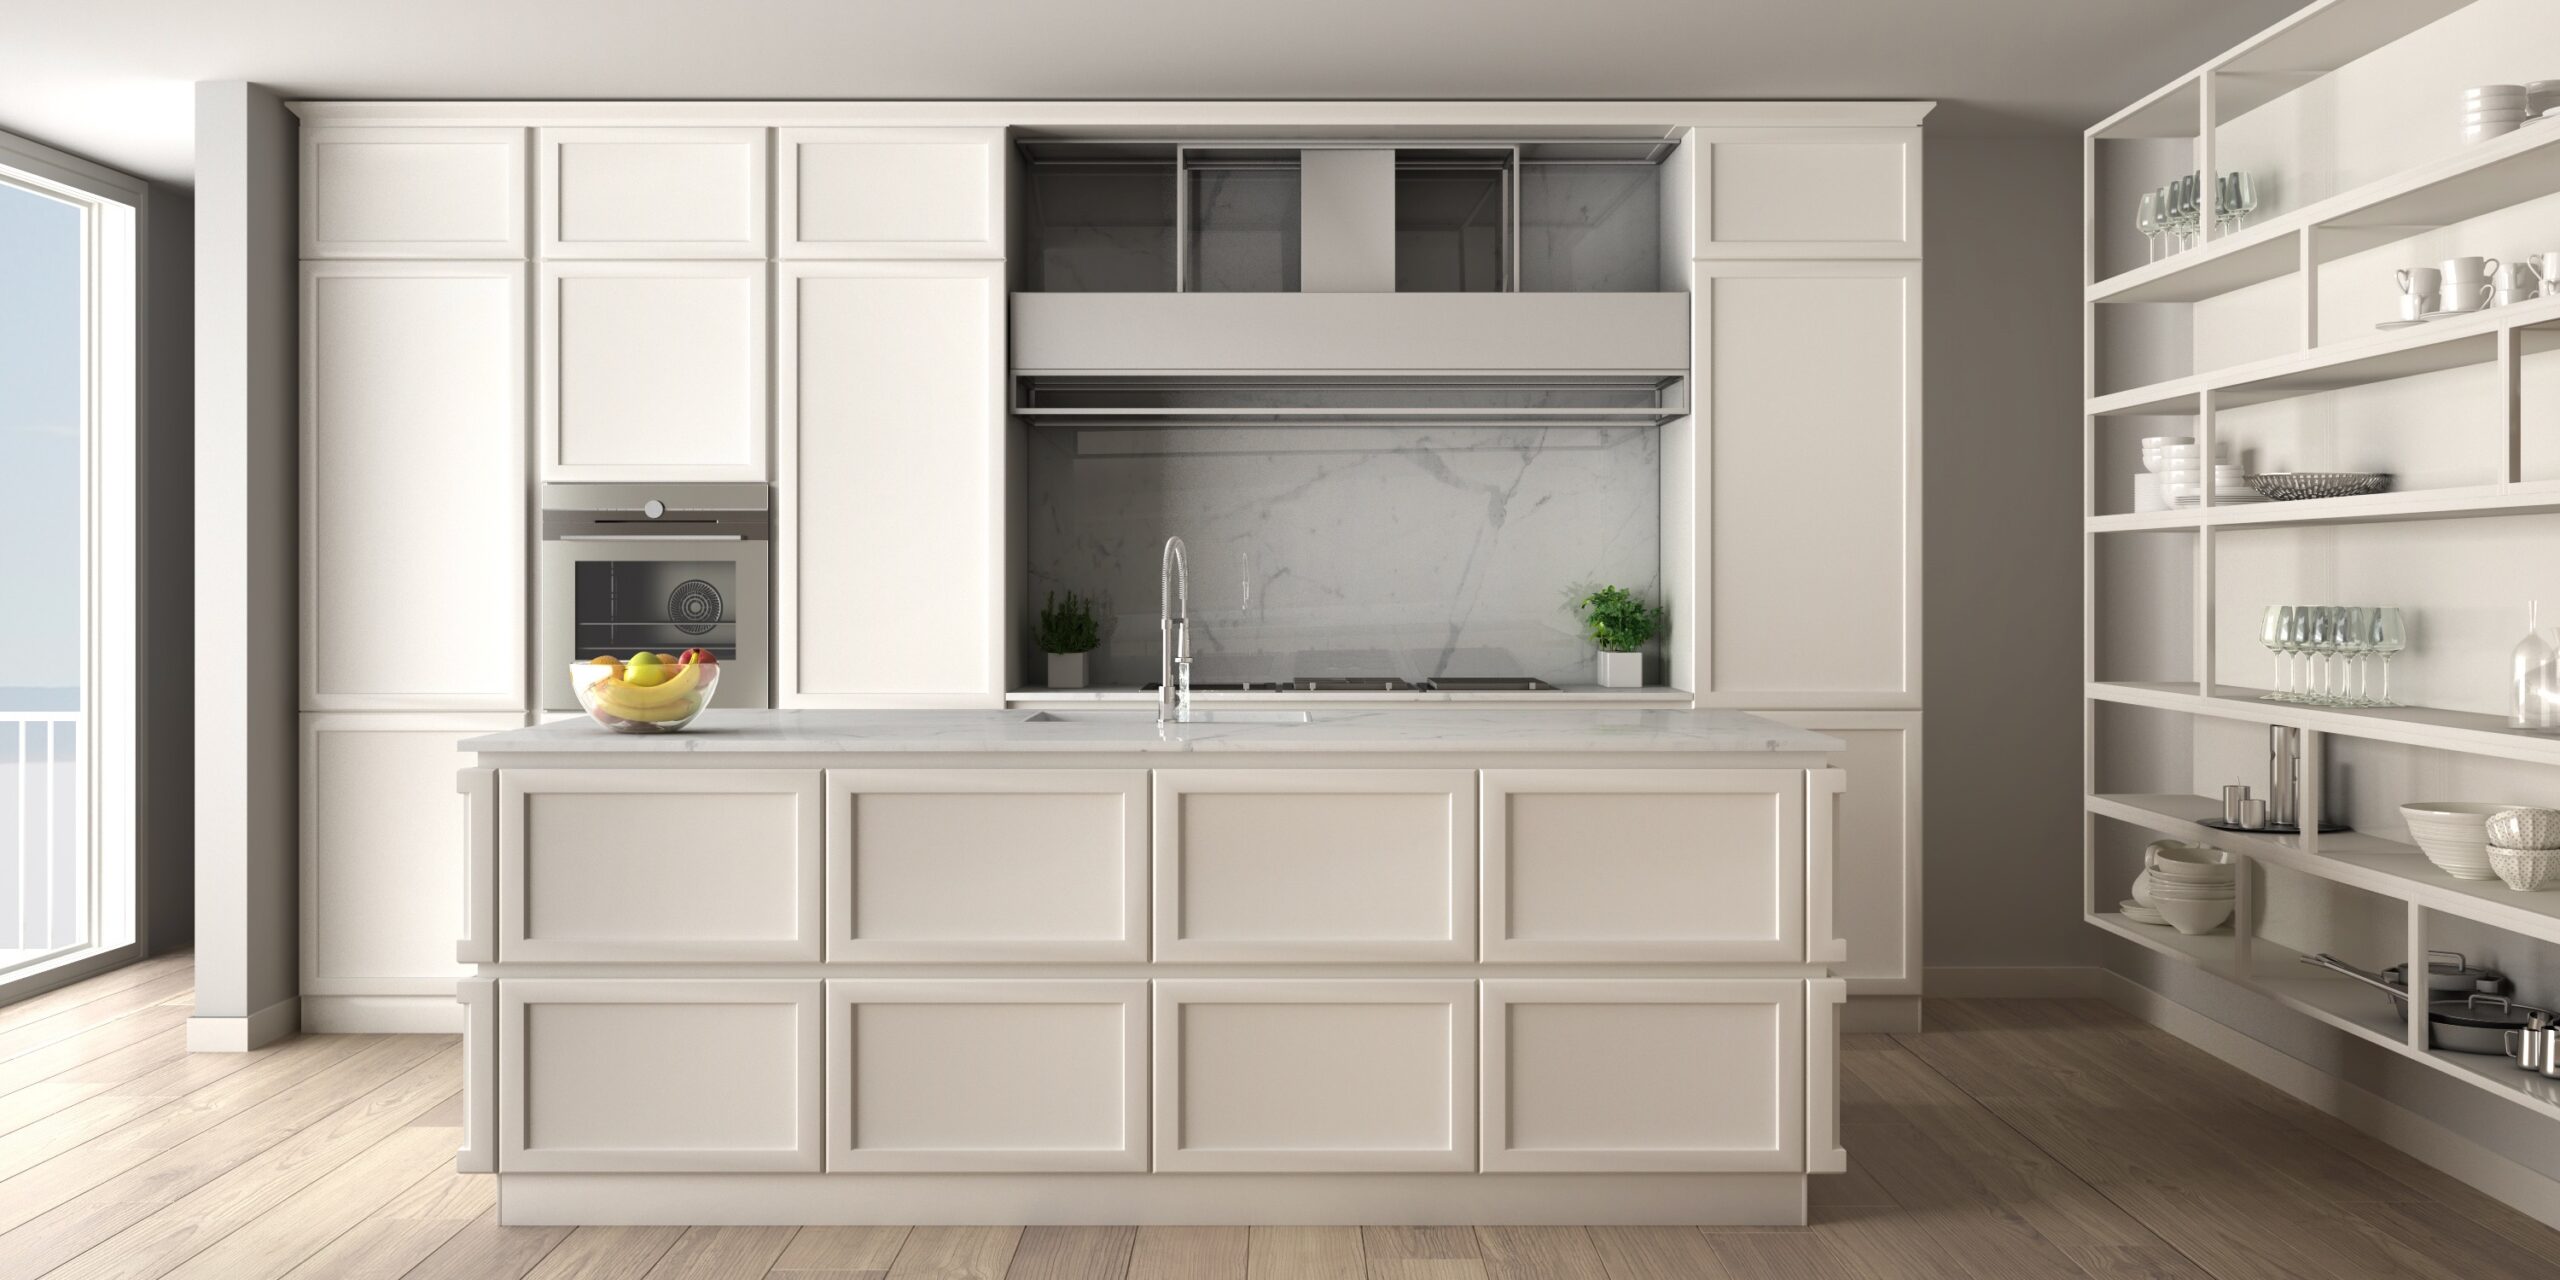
[554,534,752,542]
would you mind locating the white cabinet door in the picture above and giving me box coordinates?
[778,261,1003,706]
[1481,979,1803,1172]
[300,714,520,998]
[1690,127,1920,258]
[1697,261,1918,706]
[300,127,526,259]
[537,260,767,482]
[501,979,822,1172]
[1759,712,1919,995]
[538,127,768,258]
[778,127,1005,259]
[826,980,1146,1171]
[1154,980,1474,1172]
[499,769,823,961]
[1154,770,1476,962]
[456,978,496,1173]
[1482,769,1804,962]
[301,262,525,710]
[826,770,1147,961]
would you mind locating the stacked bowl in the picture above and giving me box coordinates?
[2403,801,2505,880]
[2463,85,2530,143]
[2486,807,2560,892]
[2131,842,2236,935]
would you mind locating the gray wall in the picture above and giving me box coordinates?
[142,180,192,952]
[1921,136,2098,975]
[191,82,297,1034]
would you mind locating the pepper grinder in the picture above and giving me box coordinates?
[2268,725,2301,829]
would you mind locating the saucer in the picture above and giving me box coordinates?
[2121,900,2169,926]
[2376,318,2429,330]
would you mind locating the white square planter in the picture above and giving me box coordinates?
[1597,651,1643,688]
[1046,652,1089,689]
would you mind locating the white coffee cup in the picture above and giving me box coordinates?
[2397,292,2428,320]
[2532,252,2560,297]
[2399,266,2441,297]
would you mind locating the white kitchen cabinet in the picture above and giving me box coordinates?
[1153,770,1476,962]
[777,261,1004,706]
[457,978,496,1173]
[825,769,1146,961]
[826,980,1146,1171]
[300,261,525,711]
[537,260,768,482]
[537,127,768,258]
[1697,260,1919,706]
[498,768,823,962]
[1153,979,1474,1172]
[777,127,1005,258]
[500,979,823,1172]
[300,715,520,1021]
[1759,712,1919,996]
[1480,979,1803,1172]
[300,127,526,259]
[1481,769,1804,962]
[1689,128,1920,258]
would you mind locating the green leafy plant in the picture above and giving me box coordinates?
[1036,590,1101,655]
[1576,585,1664,653]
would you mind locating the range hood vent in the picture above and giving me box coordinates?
[1013,373,1687,428]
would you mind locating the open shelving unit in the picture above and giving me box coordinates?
[2085,0,2560,1128]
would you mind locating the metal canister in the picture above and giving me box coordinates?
[2506,1012,2560,1074]
[2268,726,2301,827]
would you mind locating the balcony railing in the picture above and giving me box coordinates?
[1,711,82,975]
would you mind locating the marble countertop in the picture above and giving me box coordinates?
[466,707,1842,755]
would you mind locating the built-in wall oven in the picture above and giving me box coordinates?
[538,484,769,712]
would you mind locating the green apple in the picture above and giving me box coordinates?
[623,651,669,688]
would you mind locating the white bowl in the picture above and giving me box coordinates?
[2147,870,2236,890]
[2460,84,2527,99]
[2147,841,2231,867]
[2140,436,2194,448]
[2154,894,2235,935]
[2403,802,2505,879]
[2464,122,2521,143]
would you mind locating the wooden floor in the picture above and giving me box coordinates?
[2,957,2557,1279]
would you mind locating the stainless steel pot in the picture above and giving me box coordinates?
[2381,949,2510,1000]
[2301,954,2550,1056]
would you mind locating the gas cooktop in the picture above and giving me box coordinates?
[1140,676,1556,693]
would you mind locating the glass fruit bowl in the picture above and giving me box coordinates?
[568,652,721,734]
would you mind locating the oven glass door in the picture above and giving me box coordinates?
[572,559,739,662]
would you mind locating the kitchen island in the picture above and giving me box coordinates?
[454,707,1848,1226]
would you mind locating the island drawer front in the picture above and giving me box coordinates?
[1481,769,1806,962]
[1153,770,1477,962]
[1481,979,1805,1173]
[1154,979,1476,1172]
[826,980,1147,1172]
[825,770,1148,961]
[499,769,824,962]
[500,979,823,1173]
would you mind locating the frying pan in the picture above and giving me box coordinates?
[2300,953,2549,1056]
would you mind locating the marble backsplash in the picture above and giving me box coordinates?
[1024,425,1662,688]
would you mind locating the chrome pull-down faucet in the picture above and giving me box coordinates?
[1158,536,1192,724]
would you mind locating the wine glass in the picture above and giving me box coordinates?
[2286,604,2315,703]
[2261,606,2289,700]
[2307,606,2340,705]
[2370,607,2406,707]
[2137,192,2162,262]
[2229,172,2258,231]
[2339,606,2374,706]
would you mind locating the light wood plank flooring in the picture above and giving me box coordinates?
[2,955,2555,1278]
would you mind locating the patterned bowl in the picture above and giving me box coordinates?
[2487,807,2560,850]
[2247,472,2391,501]
[2488,845,2560,892]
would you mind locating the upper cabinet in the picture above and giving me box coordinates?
[538,127,769,258]
[1688,128,1921,259]
[777,128,1006,259]
[301,127,526,259]
[537,260,769,482]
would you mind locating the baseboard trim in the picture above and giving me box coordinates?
[187,995,300,1052]
[2103,971,2560,1231]
[1924,965,2103,998]
[301,993,463,1034]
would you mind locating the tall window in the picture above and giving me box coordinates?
[0,135,139,988]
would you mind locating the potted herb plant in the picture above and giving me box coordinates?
[1576,585,1664,689]
[1037,590,1101,689]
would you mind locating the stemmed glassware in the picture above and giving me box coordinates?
[2137,172,2256,256]
[2259,603,2405,707]
[2260,606,2291,700]
[2137,192,2163,262]
[2368,607,2406,707]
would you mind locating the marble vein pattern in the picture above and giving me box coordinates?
[1024,424,1662,689]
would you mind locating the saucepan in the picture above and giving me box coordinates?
[2300,953,2551,1056]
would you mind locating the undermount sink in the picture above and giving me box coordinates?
[1021,709,1313,725]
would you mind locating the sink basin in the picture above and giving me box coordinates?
[1022,710,1312,725]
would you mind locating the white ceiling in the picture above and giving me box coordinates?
[2,0,2307,186]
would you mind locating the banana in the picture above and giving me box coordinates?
[593,693,701,723]
[595,655,703,709]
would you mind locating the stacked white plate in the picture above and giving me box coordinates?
[2533,81,2560,118]
[2463,84,2529,143]
[2136,844,2236,935]
[2163,461,2265,507]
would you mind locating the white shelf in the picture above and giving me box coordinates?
[2090,792,2560,947]
[2087,0,2472,141]
[2089,480,2560,533]
[2088,293,2560,417]
[2088,912,2560,1123]
[2093,111,2560,304]
[2089,680,2560,768]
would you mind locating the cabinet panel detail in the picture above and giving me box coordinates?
[1154,770,1476,961]
[1694,128,1920,257]
[1154,979,1475,1172]
[826,770,1147,961]
[826,980,1146,1171]
[1482,769,1804,961]
[538,127,768,257]
[778,127,1005,258]
[1482,979,1804,1172]
[301,126,526,259]
[538,260,768,482]
[499,769,822,961]
[500,979,822,1172]
[1760,715,1917,992]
